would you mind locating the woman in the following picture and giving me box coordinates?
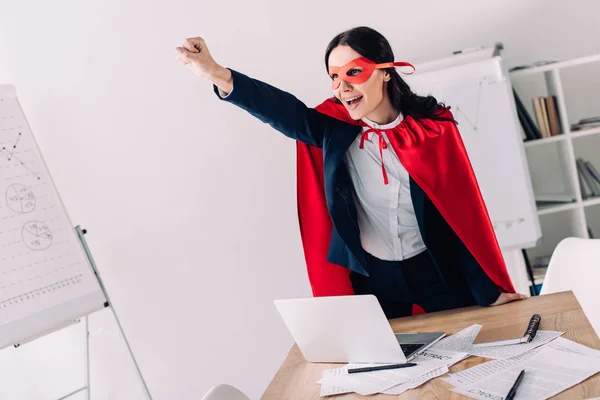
[176,26,527,318]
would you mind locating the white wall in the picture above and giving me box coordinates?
[1,0,599,398]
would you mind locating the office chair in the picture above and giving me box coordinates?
[201,384,251,400]
[541,237,600,336]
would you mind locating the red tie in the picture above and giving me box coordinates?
[359,128,389,185]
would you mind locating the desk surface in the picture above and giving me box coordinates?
[261,291,600,399]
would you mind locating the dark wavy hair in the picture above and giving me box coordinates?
[325,26,455,123]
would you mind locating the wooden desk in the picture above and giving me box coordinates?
[262,291,600,399]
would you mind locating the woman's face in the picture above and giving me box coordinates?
[328,45,389,121]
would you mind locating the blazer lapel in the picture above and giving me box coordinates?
[410,177,426,239]
[328,126,362,173]
[324,125,367,269]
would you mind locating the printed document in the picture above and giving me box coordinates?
[431,324,564,359]
[319,348,468,396]
[448,338,600,400]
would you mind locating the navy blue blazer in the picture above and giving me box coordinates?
[215,69,500,306]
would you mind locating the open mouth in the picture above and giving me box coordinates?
[345,95,363,110]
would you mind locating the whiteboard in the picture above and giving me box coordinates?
[0,84,106,349]
[404,55,541,250]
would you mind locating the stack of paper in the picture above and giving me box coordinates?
[317,325,594,397]
[318,348,468,396]
[443,337,600,400]
[431,324,565,359]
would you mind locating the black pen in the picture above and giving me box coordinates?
[506,369,525,400]
[347,363,417,374]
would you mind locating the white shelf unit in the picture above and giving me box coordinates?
[510,53,600,290]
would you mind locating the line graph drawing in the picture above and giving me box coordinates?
[432,76,506,133]
[447,76,502,132]
[454,79,485,131]
[0,98,41,180]
[4,131,21,160]
[21,220,53,251]
[5,183,36,214]
[0,132,42,181]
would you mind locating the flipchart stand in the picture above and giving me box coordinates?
[13,226,153,400]
[0,83,153,399]
[438,42,541,296]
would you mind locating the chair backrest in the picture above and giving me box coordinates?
[541,237,600,335]
[201,384,251,400]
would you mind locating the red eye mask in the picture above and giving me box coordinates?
[328,57,415,90]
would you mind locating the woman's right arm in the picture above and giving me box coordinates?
[176,37,349,148]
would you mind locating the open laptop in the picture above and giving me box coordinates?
[274,295,445,364]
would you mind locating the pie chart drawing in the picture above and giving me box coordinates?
[22,221,53,251]
[6,184,36,214]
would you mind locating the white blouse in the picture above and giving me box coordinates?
[344,114,426,261]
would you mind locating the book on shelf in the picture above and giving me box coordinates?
[577,159,597,198]
[545,96,561,135]
[585,161,600,185]
[576,157,600,199]
[533,97,549,137]
[511,87,562,141]
[535,193,575,206]
[571,116,600,131]
[513,88,542,141]
[577,162,590,199]
[533,95,561,138]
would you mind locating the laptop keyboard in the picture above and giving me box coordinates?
[400,343,425,357]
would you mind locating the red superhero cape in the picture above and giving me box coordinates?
[296,98,516,303]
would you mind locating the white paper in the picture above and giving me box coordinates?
[442,337,600,386]
[383,366,449,395]
[319,365,357,396]
[545,336,600,358]
[432,324,482,352]
[450,341,600,400]
[443,347,540,387]
[413,348,470,368]
[319,363,439,396]
[319,381,353,397]
[468,331,564,359]
[431,324,564,360]
[379,349,468,395]
[319,349,469,396]
[445,337,600,389]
